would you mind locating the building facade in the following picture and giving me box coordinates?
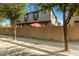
[69,16,79,26]
[23,10,60,26]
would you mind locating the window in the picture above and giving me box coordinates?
[74,21,79,26]
[24,14,29,22]
[74,21,79,23]
[33,12,39,21]
[16,20,20,23]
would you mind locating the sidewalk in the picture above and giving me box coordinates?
[0,35,79,56]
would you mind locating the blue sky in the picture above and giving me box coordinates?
[53,7,63,24]
[2,19,10,26]
[3,4,63,25]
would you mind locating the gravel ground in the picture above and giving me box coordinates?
[0,35,79,56]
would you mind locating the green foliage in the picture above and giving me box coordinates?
[0,3,26,25]
[36,3,79,24]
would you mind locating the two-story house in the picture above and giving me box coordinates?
[69,16,79,26]
[16,10,60,27]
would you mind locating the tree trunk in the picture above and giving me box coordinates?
[63,22,68,51]
[63,4,69,51]
[13,20,16,40]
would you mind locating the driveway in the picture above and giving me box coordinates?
[0,35,79,56]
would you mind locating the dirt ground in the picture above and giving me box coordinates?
[0,35,79,56]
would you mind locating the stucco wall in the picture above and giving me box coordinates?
[26,10,58,26]
[27,11,51,22]
[69,16,79,26]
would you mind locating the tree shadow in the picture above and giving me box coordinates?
[0,46,31,56]
[0,39,68,56]
[0,35,64,48]
[16,37,64,48]
[5,36,79,52]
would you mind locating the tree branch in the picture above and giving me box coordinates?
[66,4,78,24]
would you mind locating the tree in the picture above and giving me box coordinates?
[35,3,79,51]
[62,4,79,51]
[0,3,26,40]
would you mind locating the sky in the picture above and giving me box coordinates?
[2,19,11,26]
[53,7,63,25]
[2,4,63,25]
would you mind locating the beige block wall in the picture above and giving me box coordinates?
[0,25,64,42]
[68,26,79,41]
[16,25,64,41]
[1,25,79,42]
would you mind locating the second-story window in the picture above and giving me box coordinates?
[24,14,29,22]
[74,21,79,23]
[33,12,38,21]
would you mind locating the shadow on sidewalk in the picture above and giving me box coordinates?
[0,39,67,56]
[0,35,64,48]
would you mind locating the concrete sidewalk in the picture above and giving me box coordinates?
[0,35,79,56]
